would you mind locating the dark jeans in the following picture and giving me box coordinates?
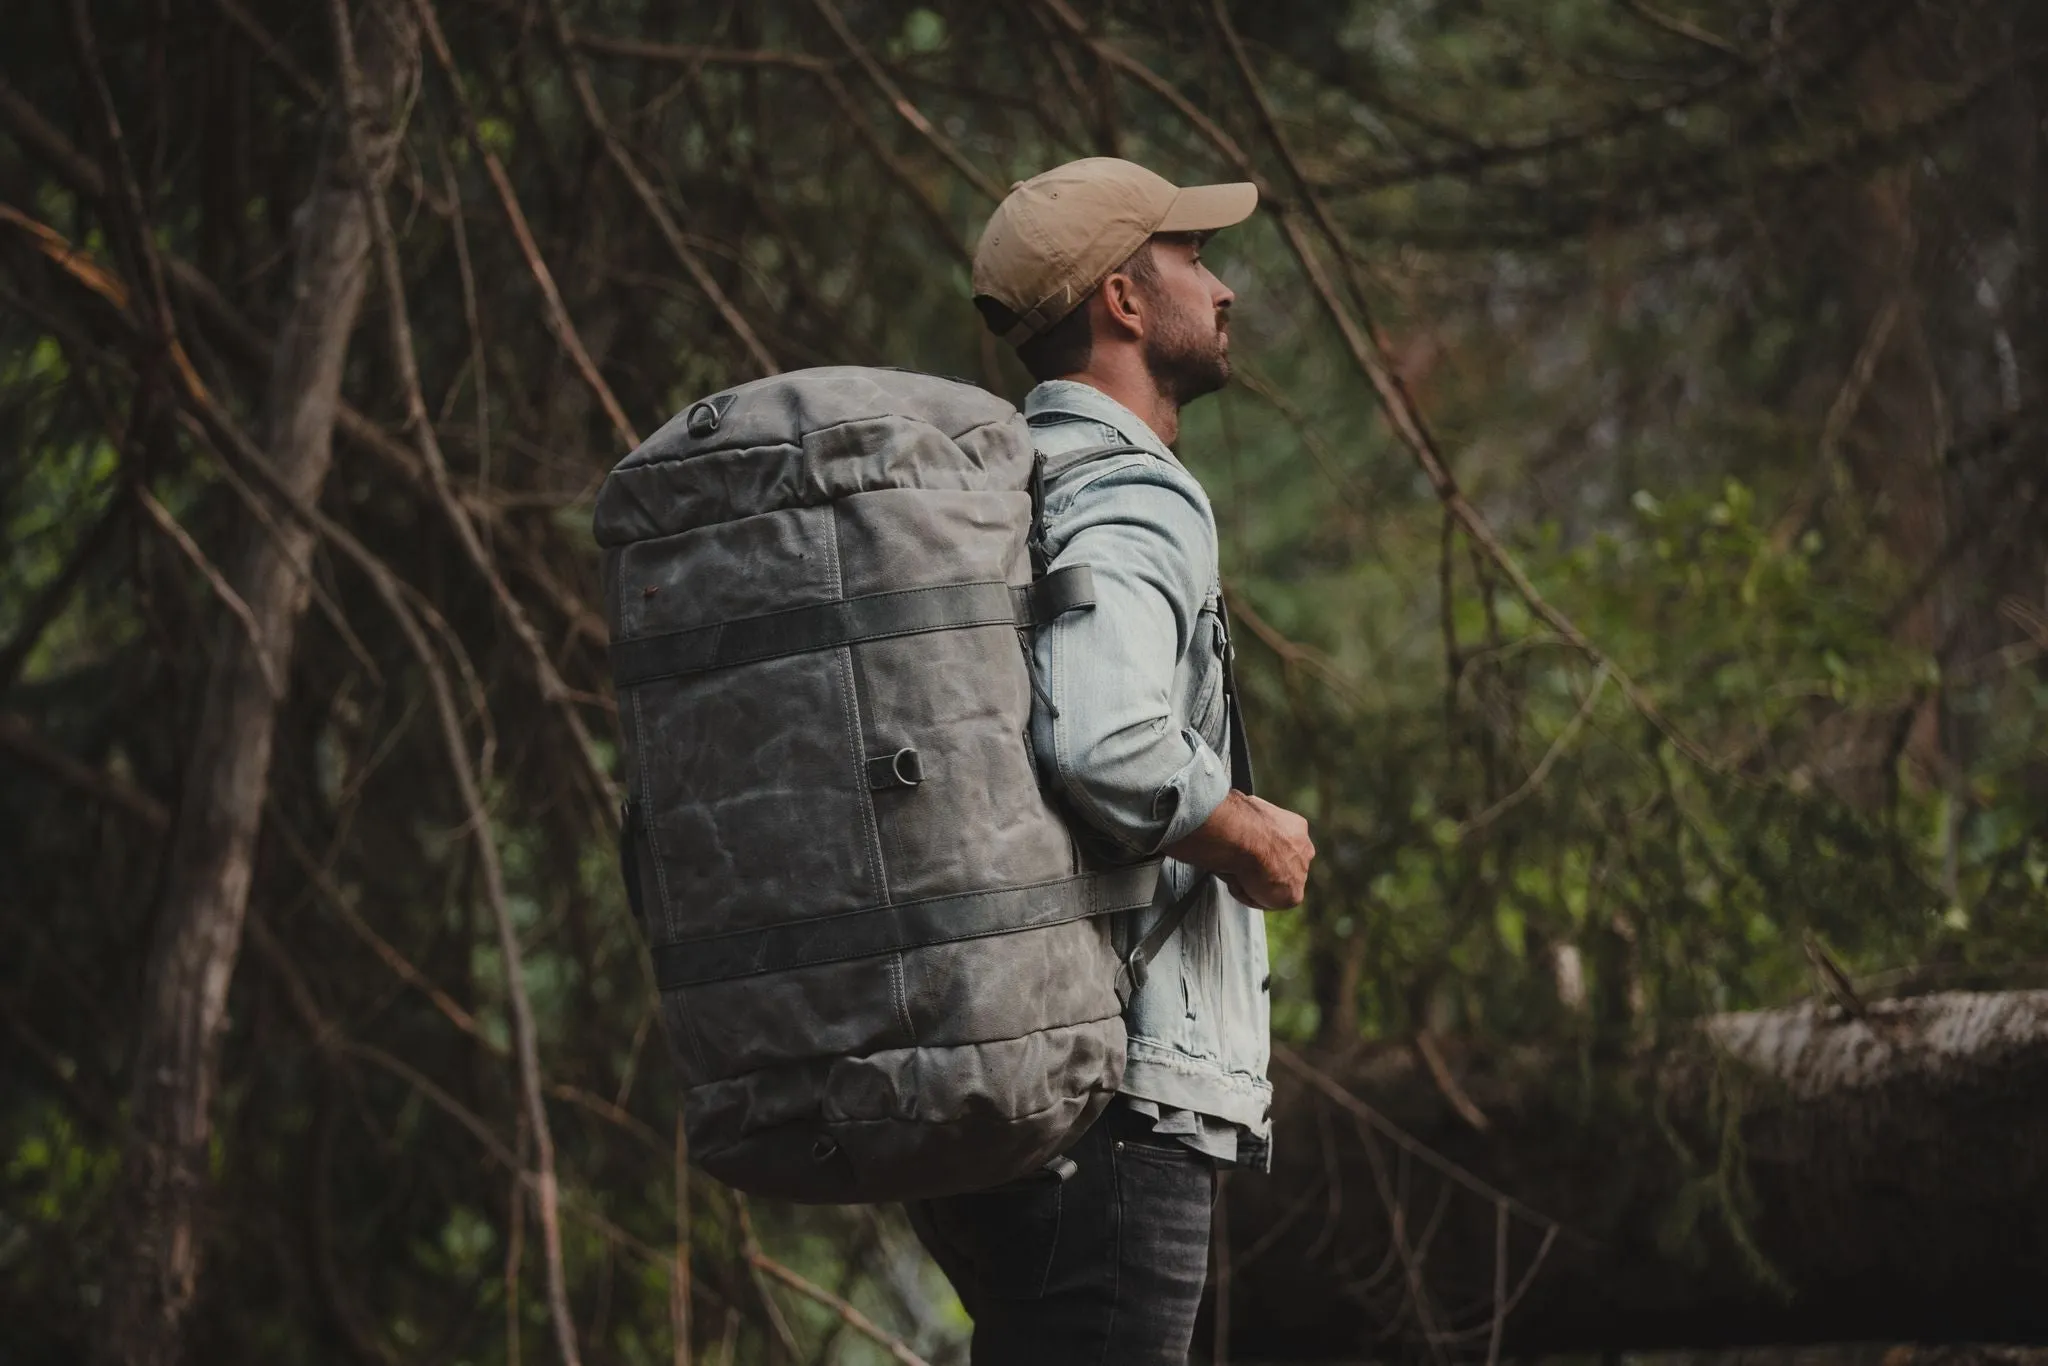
[907,1098,1217,1365]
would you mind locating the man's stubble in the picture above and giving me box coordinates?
[1143,289,1231,412]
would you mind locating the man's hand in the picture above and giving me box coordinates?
[1163,790,1315,910]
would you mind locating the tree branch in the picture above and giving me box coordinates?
[407,0,643,450]
[534,0,779,377]
[0,710,170,830]
[807,0,1005,202]
[1206,0,1725,774]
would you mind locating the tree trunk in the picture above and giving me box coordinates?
[94,6,417,1363]
[1220,992,2048,1360]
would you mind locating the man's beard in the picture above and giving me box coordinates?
[1142,295,1230,410]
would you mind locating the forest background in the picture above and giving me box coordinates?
[4,0,2047,1363]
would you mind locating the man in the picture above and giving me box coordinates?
[906,158,1318,1363]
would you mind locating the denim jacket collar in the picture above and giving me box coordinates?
[1022,380,1186,474]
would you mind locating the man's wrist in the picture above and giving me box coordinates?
[1163,788,1262,880]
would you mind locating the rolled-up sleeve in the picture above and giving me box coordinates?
[1033,460,1233,855]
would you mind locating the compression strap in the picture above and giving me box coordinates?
[611,567,1096,688]
[649,863,1160,987]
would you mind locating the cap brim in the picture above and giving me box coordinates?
[1156,182,1258,234]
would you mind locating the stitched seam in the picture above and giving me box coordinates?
[621,563,714,1072]
[623,579,1013,642]
[616,439,800,472]
[628,686,675,937]
[634,411,1010,471]
[658,868,1154,945]
[631,703,712,1077]
[658,909,1093,984]
[614,581,1022,680]
[888,950,917,1046]
[708,1008,1126,1082]
[1037,453,1153,519]
[652,900,1149,988]
[1035,1186,1063,1299]
[838,661,888,904]
[687,1010,1127,1087]
[1099,1122,1125,1366]
[946,414,1024,442]
[825,513,890,907]
[689,1061,1122,1150]
[662,992,713,1081]
[619,615,1019,684]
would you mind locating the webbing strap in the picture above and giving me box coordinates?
[612,567,1096,688]
[1113,872,1204,1009]
[649,862,1160,988]
[1222,612,1256,797]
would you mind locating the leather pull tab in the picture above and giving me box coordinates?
[617,800,648,927]
[866,747,924,791]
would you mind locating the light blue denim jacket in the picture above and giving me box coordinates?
[1024,380,1273,1169]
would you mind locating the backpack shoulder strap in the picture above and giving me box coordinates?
[1219,594,1256,796]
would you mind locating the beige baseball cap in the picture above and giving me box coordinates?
[973,158,1257,344]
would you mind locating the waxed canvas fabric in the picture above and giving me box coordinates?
[595,367,1135,1203]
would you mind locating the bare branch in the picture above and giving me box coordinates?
[212,0,328,103]
[808,0,1006,202]
[1413,1030,1490,1133]
[1456,665,1613,839]
[0,711,170,830]
[535,0,780,376]
[341,0,617,823]
[1197,0,1726,774]
[1271,1045,1578,1242]
[137,488,284,699]
[408,0,643,450]
[672,1116,694,1366]
[570,29,829,73]
[0,487,126,691]
[746,1241,930,1366]
[1617,0,1746,59]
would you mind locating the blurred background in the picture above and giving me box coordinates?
[4,0,2047,1362]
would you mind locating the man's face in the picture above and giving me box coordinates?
[1139,234,1236,408]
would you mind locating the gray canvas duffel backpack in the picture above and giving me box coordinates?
[596,366,1218,1204]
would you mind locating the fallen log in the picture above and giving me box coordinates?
[1220,992,2048,1359]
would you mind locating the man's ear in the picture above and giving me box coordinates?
[1098,270,1147,341]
